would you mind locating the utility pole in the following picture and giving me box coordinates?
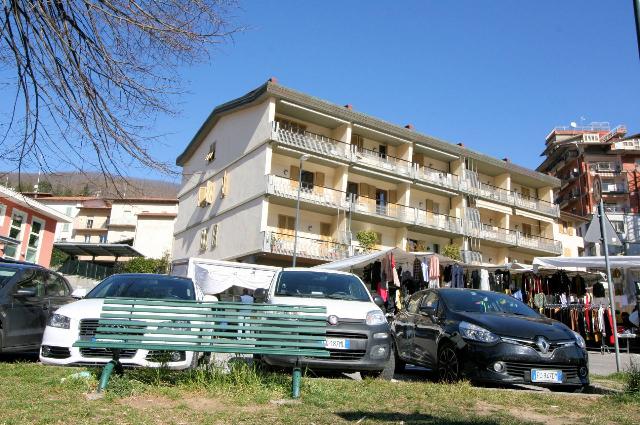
[634,0,640,60]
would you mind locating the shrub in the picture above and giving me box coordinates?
[625,361,640,394]
[356,230,378,251]
[119,256,169,274]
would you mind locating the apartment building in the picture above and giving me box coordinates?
[38,196,178,259]
[538,122,640,254]
[173,79,578,267]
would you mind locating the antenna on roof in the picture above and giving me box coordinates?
[570,122,577,128]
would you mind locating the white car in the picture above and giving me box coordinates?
[40,273,206,369]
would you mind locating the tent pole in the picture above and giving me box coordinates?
[598,199,621,372]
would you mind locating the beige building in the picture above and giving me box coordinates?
[173,79,582,266]
[39,196,177,259]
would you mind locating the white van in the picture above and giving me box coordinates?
[255,268,394,379]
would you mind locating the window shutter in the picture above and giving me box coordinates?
[278,214,287,230]
[200,228,208,251]
[315,172,325,195]
[388,190,398,204]
[412,153,424,166]
[351,134,364,151]
[287,216,296,232]
[359,183,369,199]
[211,224,218,249]
[368,185,377,199]
[205,180,215,204]
[290,165,300,190]
[221,171,228,198]
[320,222,331,239]
[198,186,207,206]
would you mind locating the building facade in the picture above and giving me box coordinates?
[38,196,177,259]
[173,79,578,267]
[0,185,71,266]
[537,123,640,255]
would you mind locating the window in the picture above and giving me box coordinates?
[611,221,624,233]
[277,215,296,232]
[4,210,27,259]
[99,235,107,243]
[406,292,423,314]
[320,223,331,238]
[84,235,91,243]
[14,270,44,298]
[420,291,439,312]
[65,207,72,215]
[351,133,364,151]
[220,171,229,198]
[521,187,531,199]
[521,223,532,236]
[300,170,314,190]
[200,228,208,251]
[25,218,45,263]
[346,182,358,200]
[205,141,216,162]
[86,218,94,229]
[45,273,71,297]
[62,223,70,232]
[277,118,306,134]
[210,224,218,249]
[432,243,440,254]
[560,220,568,234]
[378,145,387,159]
[0,204,6,228]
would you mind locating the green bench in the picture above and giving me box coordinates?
[74,298,328,398]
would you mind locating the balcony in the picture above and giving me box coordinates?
[272,122,351,161]
[517,233,562,255]
[602,184,628,195]
[589,162,622,174]
[604,206,628,214]
[266,175,349,210]
[271,122,559,217]
[263,231,349,261]
[415,209,463,234]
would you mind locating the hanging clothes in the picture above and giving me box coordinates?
[452,264,464,289]
[413,258,422,281]
[480,269,490,291]
[428,255,440,289]
[420,257,429,284]
[471,270,480,289]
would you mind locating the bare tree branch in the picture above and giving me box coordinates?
[0,0,241,195]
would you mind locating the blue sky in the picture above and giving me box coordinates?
[5,1,640,182]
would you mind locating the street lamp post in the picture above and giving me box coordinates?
[292,154,310,267]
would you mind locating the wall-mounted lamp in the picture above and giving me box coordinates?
[283,169,288,176]
[307,225,313,231]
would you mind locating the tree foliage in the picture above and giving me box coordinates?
[117,256,169,274]
[356,230,378,251]
[1,1,240,191]
[442,244,462,261]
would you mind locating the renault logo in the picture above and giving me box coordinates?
[535,336,550,354]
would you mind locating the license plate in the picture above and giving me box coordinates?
[531,369,563,383]
[325,338,350,350]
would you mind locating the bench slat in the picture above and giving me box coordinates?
[99,313,326,327]
[73,340,329,357]
[95,320,326,334]
[102,298,326,313]
[101,306,325,321]
[96,326,326,340]
[91,334,325,348]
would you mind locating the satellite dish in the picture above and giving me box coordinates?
[570,122,577,128]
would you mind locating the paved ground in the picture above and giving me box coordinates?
[588,349,640,375]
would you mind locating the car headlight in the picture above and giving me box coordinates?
[47,313,71,329]
[573,331,586,349]
[366,310,386,326]
[459,321,499,343]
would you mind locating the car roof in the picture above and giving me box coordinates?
[280,267,356,277]
[0,260,45,270]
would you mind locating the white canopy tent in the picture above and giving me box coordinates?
[314,247,462,272]
[533,256,640,270]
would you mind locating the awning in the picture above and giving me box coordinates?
[314,247,462,271]
[54,242,143,258]
[533,256,640,270]
[187,258,280,294]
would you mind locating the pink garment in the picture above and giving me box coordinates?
[377,282,388,302]
[428,255,440,279]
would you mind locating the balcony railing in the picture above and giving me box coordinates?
[263,231,349,261]
[415,209,463,234]
[517,233,562,254]
[589,162,622,173]
[604,206,628,214]
[271,123,559,217]
[266,175,350,209]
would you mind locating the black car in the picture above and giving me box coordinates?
[391,288,589,389]
[0,262,75,353]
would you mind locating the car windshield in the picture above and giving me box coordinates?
[86,275,195,300]
[441,290,540,318]
[0,267,18,288]
[274,271,371,301]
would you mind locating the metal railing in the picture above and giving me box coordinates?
[263,231,349,261]
[59,260,114,280]
[517,233,562,254]
[266,175,350,209]
[271,122,559,217]
[604,206,628,214]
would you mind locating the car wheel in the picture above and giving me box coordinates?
[437,342,462,382]
[361,351,395,380]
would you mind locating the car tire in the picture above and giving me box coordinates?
[393,343,406,373]
[437,342,462,382]
[361,351,395,380]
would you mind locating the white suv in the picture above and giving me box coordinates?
[40,273,205,369]
[256,268,394,379]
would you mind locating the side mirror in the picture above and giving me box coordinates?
[372,295,384,308]
[254,288,268,303]
[203,294,218,303]
[71,288,87,299]
[419,305,436,317]
[15,287,37,298]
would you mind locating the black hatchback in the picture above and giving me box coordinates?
[0,263,75,353]
[391,288,589,389]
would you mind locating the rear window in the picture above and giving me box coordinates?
[0,267,18,288]
[274,271,370,302]
[86,275,195,300]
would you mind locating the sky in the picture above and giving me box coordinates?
[5,1,640,183]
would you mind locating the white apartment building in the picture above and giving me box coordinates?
[39,196,177,259]
[173,79,582,267]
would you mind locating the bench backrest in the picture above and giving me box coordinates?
[73,298,329,357]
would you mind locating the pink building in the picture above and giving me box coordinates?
[0,185,71,267]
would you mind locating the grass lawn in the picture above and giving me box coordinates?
[0,361,638,425]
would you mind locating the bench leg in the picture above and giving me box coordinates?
[97,360,118,392]
[291,365,302,399]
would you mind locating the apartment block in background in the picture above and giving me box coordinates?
[0,185,71,266]
[37,196,177,259]
[173,79,578,267]
[538,122,640,255]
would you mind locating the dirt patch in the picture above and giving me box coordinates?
[120,393,274,413]
[475,401,587,425]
